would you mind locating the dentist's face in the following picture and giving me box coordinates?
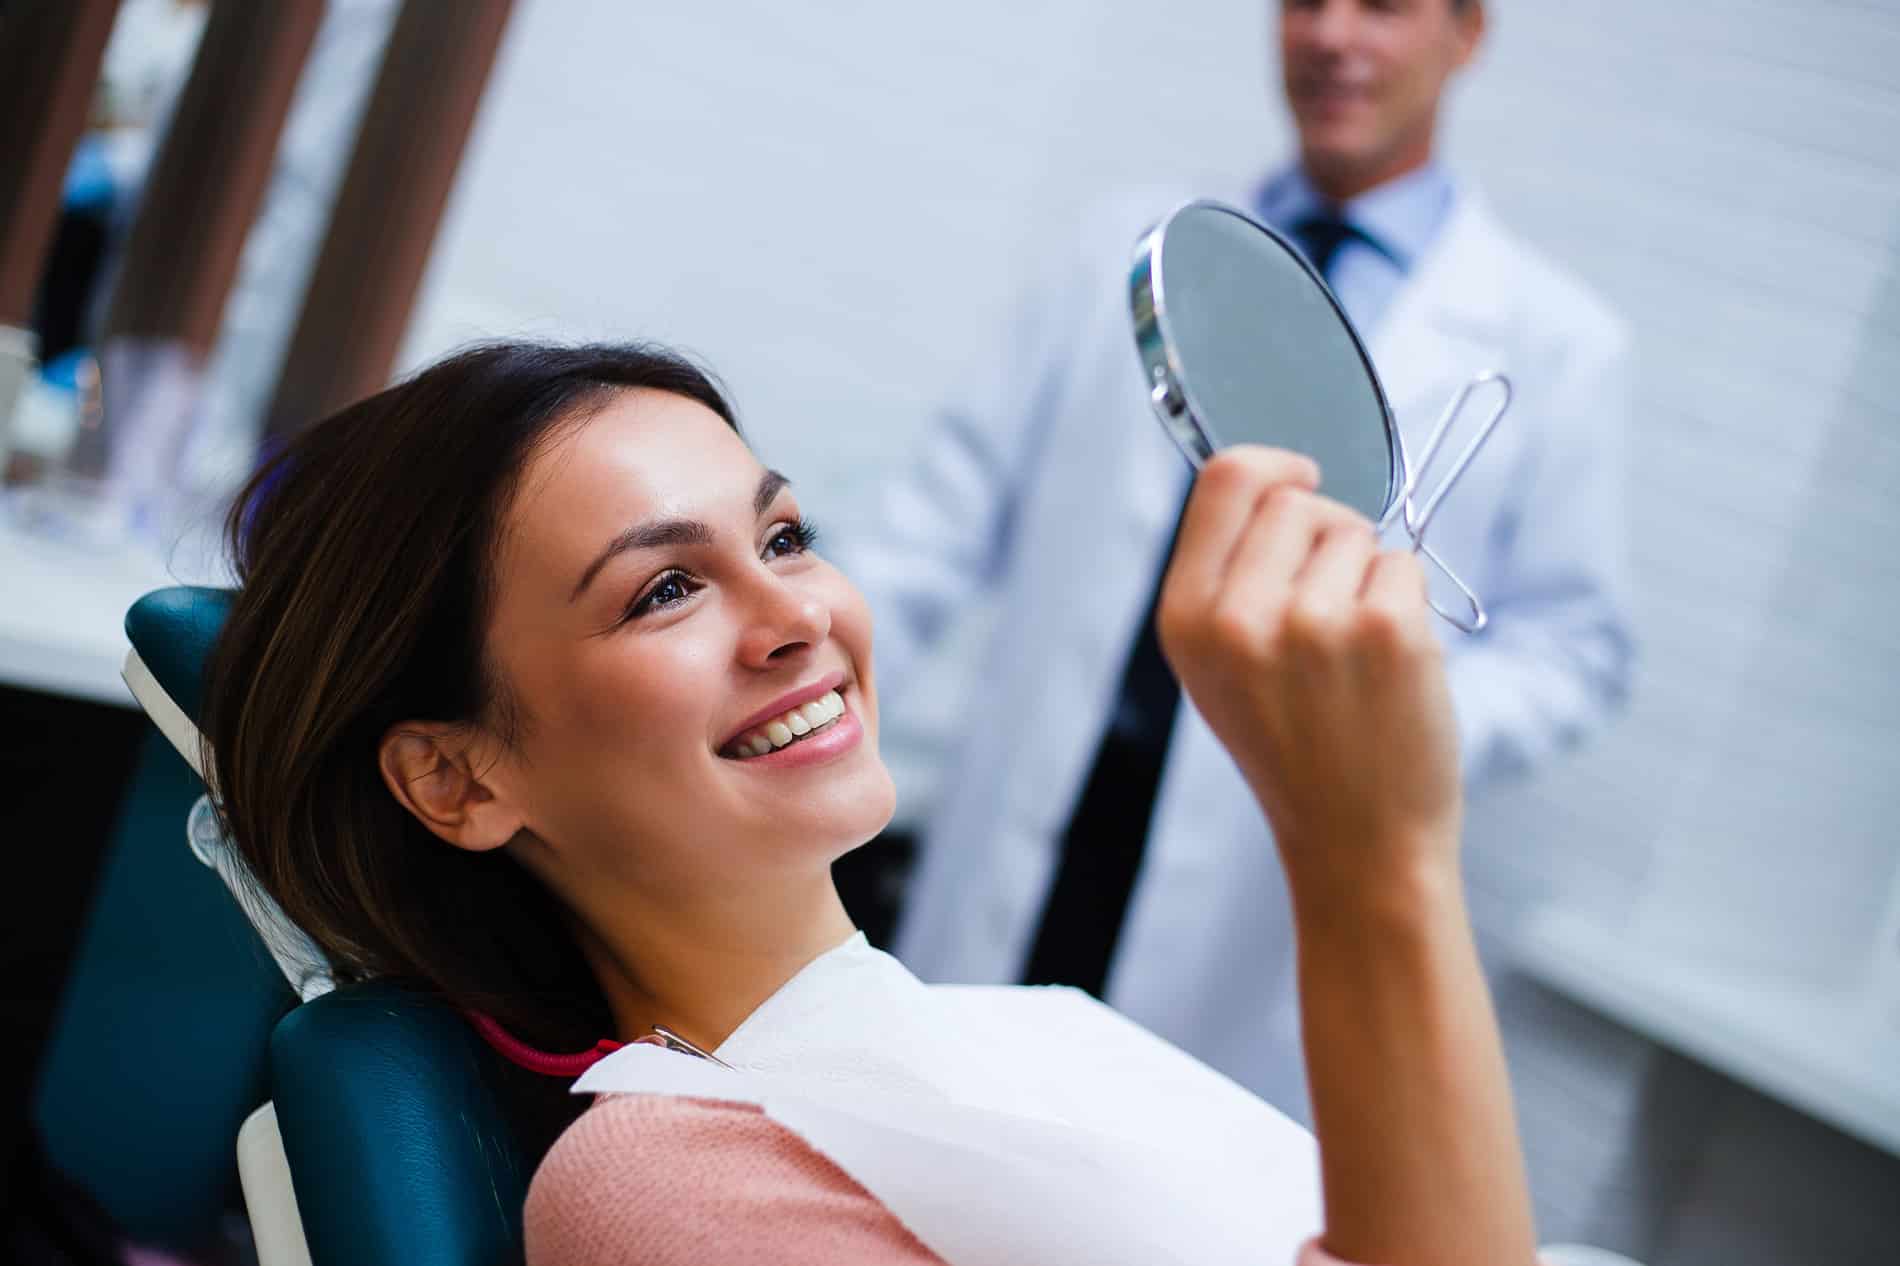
[1279,0,1481,191]
[483,390,895,900]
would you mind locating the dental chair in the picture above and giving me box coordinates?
[123,588,1658,1266]
[122,588,536,1266]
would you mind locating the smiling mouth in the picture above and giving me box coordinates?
[1295,76,1371,104]
[720,690,848,759]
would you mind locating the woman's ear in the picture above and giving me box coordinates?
[378,722,525,853]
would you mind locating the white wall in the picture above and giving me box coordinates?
[400,0,1283,505]
[1447,0,1900,981]
[400,4,1900,1257]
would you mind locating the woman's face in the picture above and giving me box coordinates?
[480,389,895,900]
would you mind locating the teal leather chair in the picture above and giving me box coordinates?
[123,588,534,1266]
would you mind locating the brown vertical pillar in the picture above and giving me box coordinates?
[0,0,122,328]
[260,0,516,440]
[99,0,325,356]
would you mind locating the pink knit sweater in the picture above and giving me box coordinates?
[525,1095,1371,1266]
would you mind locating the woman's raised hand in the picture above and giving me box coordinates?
[1160,448,1538,1266]
[1155,446,1463,916]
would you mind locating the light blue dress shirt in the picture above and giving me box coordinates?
[1254,161,1456,336]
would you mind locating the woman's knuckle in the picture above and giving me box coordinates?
[1201,451,1253,493]
[1283,595,1341,647]
[1208,602,1261,654]
[1407,622,1446,663]
[1388,550,1428,592]
[1354,601,1407,650]
[1260,484,1309,525]
[1155,602,1193,653]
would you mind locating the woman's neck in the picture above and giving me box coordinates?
[575,869,857,1052]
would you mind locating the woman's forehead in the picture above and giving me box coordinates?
[505,391,760,566]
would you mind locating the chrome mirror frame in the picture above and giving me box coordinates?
[1129,198,1512,633]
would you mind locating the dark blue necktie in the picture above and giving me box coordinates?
[1287,211,1367,281]
[1019,214,1363,996]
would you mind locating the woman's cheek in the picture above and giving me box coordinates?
[828,577,881,735]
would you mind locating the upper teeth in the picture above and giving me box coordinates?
[732,690,846,757]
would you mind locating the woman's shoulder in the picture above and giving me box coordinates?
[524,1094,945,1266]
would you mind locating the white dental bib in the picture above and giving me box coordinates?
[574,933,1321,1266]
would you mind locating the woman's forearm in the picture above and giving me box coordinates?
[1146,453,1535,1264]
[1293,860,1537,1266]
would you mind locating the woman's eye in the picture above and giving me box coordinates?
[619,519,817,625]
[625,571,695,622]
[765,516,820,559]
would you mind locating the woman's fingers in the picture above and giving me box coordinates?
[1286,521,1380,640]
[1210,489,1370,646]
[1164,448,1318,614]
[1155,451,1463,915]
[1360,548,1434,648]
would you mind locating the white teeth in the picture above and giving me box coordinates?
[729,689,850,758]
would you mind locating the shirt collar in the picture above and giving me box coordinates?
[1254,160,1456,271]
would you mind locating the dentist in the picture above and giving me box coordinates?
[841,0,1634,1117]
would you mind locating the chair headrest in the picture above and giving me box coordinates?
[123,586,335,999]
[123,586,234,782]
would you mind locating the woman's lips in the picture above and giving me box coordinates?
[722,688,846,757]
[723,695,864,770]
[719,671,847,751]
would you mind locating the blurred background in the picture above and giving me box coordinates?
[1,2,1895,1264]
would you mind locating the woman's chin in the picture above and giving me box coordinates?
[824,760,899,847]
[730,753,897,858]
[839,768,900,854]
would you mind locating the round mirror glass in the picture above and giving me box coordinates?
[1130,200,1399,521]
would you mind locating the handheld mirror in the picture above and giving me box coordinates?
[1129,199,1512,632]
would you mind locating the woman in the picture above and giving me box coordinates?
[204,341,1535,1266]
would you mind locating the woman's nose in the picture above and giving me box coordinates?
[735,572,831,667]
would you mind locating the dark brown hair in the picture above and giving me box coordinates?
[203,341,737,1071]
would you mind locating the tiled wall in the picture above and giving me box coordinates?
[405,2,1900,1260]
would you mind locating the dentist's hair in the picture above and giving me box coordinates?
[203,342,737,1088]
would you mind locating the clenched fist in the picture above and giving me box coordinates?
[1155,447,1463,917]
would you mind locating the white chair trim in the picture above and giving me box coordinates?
[237,1102,314,1266]
[122,646,208,783]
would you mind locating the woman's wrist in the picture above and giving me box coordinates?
[1282,833,1465,944]
[1290,858,1475,1033]
[1290,836,1539,1266]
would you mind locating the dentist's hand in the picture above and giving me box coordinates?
[1155,446,1463,916]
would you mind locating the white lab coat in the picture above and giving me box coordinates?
[838,181,1634,1116]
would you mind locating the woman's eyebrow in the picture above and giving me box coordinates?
[569,469,792,602]
[754,469,790,516]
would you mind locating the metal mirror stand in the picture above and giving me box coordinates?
[1374,371,1513,633]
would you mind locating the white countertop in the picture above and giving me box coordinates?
[1517,907,1900,1159]
[0,519,181,707]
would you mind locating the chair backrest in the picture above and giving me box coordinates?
[270,983,533,1266]
[123,587,534,1266]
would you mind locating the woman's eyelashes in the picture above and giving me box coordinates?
[767,515,821,558]
[625,569,699,621]
[618,517,822,625]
